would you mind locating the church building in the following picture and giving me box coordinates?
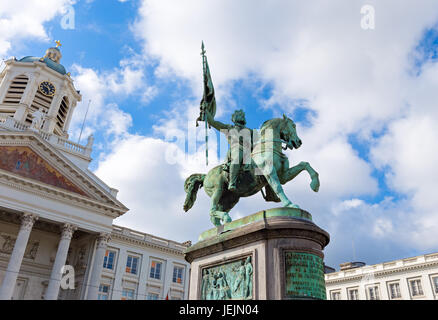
[0,43,190,300]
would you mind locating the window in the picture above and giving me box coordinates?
[121,289,135,300]
[3,74,28,105]
[103,250,116,270]
[27,89,53,124]
[409,279,424,297]
[147,293,159,300]
[150,260,162,280]
[367,286,380,300]
[330,290,341,300]
[55,96,69,134]
[173,266,184,284]
[388,282,401,299]
[98,284,110,300]
[126,255,139,275]
[431,276,438,295]
[348,288,359,300]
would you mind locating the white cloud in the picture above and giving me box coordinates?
[94,134,215,242]
[9,0,421,269]
[68,52,156,143]
[371,114,438,250]
[116,0,438,266]
[0,0,74,56]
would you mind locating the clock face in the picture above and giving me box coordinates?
[38,81,56,97]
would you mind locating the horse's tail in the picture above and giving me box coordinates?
[183,173,206,212]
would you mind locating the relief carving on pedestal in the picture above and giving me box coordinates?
[200,256,253,300]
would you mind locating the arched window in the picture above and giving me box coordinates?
[55,96,69,134]
[2,74,28,104]
[26,84,54,124]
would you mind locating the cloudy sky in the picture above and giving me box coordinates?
[2,0,438,270]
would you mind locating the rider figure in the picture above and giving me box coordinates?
[205,109,253,191]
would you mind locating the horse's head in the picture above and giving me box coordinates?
[280,114,302,150]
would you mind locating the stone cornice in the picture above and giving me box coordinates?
[110,232,185,257]
[185,215,329,263]
[325,261,438,285]
[0,171,124,218]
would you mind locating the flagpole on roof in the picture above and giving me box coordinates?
[78,99,91,145]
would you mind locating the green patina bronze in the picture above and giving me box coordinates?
[184,43,320,227]
[201,256,253,300]
[284,252,326,300]
[198,207,312,241]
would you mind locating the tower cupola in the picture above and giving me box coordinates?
[0,41,81,138]
[44,46,62,64]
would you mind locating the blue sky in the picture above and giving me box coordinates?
[2,0,438,270]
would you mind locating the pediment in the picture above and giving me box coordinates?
[0,146,88,196]
[0,132,128,217]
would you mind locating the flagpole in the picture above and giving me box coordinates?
[78,99,91,144]
[201,41,208,166]
[205,109,208,166]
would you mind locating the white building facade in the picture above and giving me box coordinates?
[325,252,438,300]
[0,44,190,300]
[98,226,190,300]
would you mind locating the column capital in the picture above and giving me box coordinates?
[96,233,111,248]
[20,213,38,231]
[60,223,77,240]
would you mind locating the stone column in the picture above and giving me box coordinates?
[163,259,175,300]
[183,265,190,299]
[20,72,39,106]
[0,70,12,103]
[13,72,39,122]
[111,248,127,300]
[45,224,77,300]
[0,213,38,300]
[86,233,111,300]
[62,99,76,133]
[137,255,150,300]
[42,90,64,134]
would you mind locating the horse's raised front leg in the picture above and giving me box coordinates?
[280,161,320,192]
[210,184,233,226]
[263,166,299,209]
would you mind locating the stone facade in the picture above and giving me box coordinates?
[185,207,330,300]
[0,46,190,300]
[325,252,438,300]
[99,226,190,300]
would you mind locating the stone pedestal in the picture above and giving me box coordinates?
[185,207,330,300]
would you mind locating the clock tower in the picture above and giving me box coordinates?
[0,41,81,138]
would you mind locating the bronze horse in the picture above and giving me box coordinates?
[183,115,320,226]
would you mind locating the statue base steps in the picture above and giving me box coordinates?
[184,207,330,300]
